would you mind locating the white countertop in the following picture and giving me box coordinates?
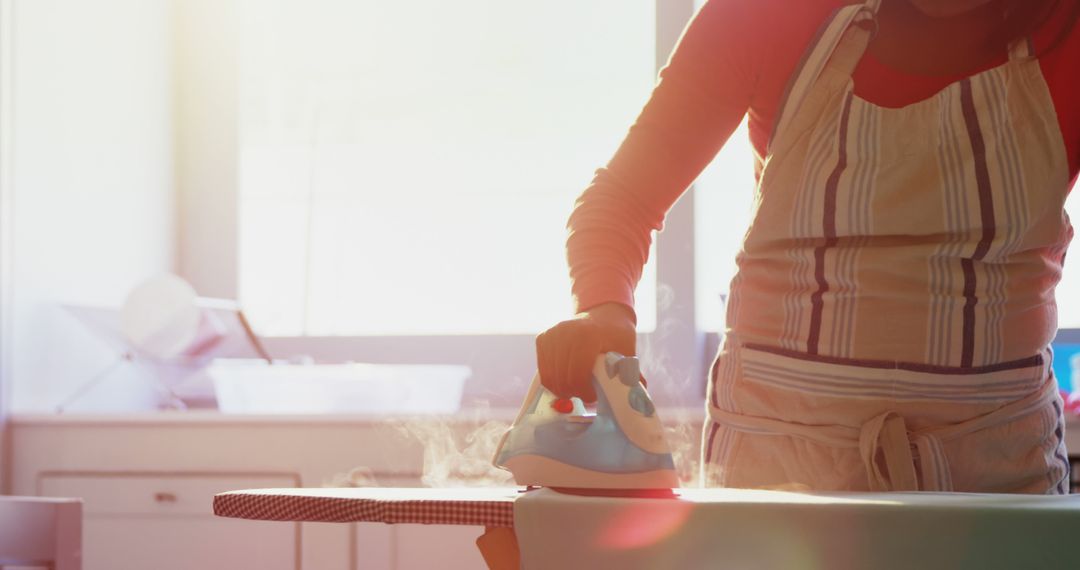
[5,407,711,426]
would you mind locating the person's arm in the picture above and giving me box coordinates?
[538,0,763,400]
[567,0,759,315]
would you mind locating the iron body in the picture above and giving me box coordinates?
[493,352,679,490]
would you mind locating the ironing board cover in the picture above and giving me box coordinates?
[213,487,518,527]
[513,488,1080,569]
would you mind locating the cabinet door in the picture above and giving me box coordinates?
[41,473,300,570]
[395,525,487,570]
[354,523,393,570]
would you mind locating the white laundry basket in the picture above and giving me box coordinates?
[211,362,470,414]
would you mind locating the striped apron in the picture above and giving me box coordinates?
[703,0,1074,493]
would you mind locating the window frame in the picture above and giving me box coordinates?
[0,0,14,419]
[176,0,1080,410]
[176,0,710,409]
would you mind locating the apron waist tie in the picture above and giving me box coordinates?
[709,379,1057,491]
[859,412,917,491]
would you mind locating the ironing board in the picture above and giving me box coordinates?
[214,487,521,569]
[216,486,1080,570]
[515,488,1080,570]
[213,487,517,527]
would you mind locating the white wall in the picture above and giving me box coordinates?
[9,0,176,411]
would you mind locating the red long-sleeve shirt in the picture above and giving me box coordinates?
[567,0,1080,315]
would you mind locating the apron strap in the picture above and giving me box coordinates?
[859,412,919,492]
[767,0,880,155]
[912,434,954,491]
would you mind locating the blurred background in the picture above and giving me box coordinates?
[3,1,1080,569]
[0,0,1078,412]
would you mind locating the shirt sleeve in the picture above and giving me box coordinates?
[566,0,763,315]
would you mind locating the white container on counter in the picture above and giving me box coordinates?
[210,361,470,414]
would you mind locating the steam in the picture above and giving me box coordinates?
[324,280,707,490]
[638,282,705,488]
[663,411,703,488]
[324,466,381,488]
[323,401,513,488]
[397,414,514,487]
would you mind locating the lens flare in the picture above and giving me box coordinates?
[595,501,694,549]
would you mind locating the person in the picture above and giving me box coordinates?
[535,0,1080,493]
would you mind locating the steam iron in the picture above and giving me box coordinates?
[493,352,679,491]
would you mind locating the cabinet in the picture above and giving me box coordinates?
[351,523,488,570]
[40,472,299,570]
[393,526,488,569]
[6,412,705,568]
[6,413,526,570]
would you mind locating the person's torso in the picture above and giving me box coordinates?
[728,0,1074,367]
[742,0,1080,183]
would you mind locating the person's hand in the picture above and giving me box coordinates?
[535,302,637,402]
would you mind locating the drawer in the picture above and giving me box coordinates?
[39,472,298,516]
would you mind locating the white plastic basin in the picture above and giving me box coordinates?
[210,361,470,415]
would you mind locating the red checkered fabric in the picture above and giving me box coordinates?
[213,487,518,528]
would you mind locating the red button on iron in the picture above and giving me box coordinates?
[551,398,574,414]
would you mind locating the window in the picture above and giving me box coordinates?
[193,0,1080,407]
[216,0,705,407]
[237,0,659,337]
[1059,189,1080,330]
[693,117,756,333]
